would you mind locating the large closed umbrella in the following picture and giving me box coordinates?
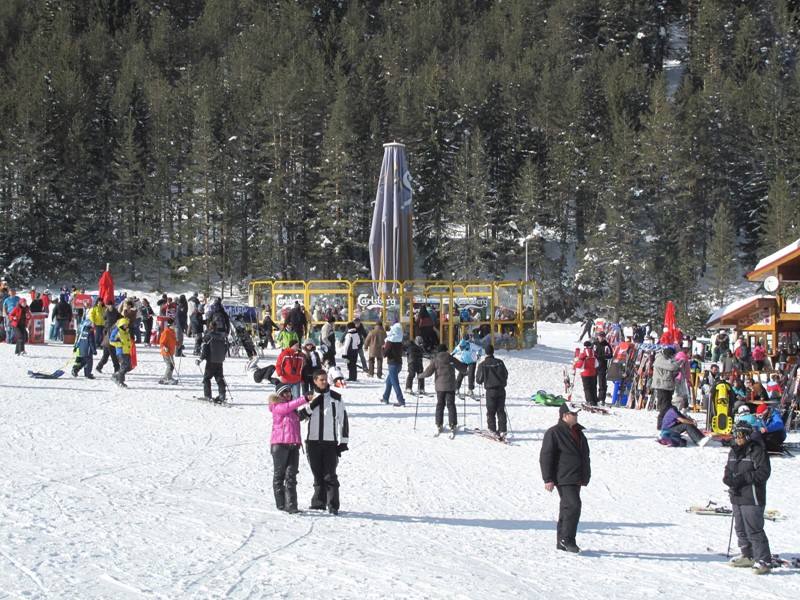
[98,263,114,305]
[369,142,414,294]
[662,301,676,344]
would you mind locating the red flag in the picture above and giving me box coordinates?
[98,265,114,305]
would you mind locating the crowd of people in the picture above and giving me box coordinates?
[3,283,797,569]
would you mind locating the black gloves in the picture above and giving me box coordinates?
[308,394,323,410]
[337,443,348,457]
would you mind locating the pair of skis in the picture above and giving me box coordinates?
[462,427,517,446]
[688,504,784,522]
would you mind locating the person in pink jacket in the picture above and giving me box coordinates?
[269,384,308,513]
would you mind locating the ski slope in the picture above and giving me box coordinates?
[1,322,798,599]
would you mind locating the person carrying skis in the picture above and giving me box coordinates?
[198,320,229,402]
[724,421,772,575]
[159,318,178,384]
[71,318,97,379]
[574,341,599,406]
[475,344,508,439]
[419,343,467,436]
[299,369,349,515]
[269,384,308,514]
[540,403,591,553]
[652,346,680,429]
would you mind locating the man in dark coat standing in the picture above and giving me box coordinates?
[592,332,613,404]
[540,403,591,553]
[475,344,509,439]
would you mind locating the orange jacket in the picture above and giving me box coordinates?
[159,327,177,357]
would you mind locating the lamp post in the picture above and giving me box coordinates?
[508,221,532,282]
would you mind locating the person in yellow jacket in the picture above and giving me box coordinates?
[159,318,178,384]
[88,298,106,347]
[109,317,133,388]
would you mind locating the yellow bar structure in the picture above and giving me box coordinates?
[248,279,537,351]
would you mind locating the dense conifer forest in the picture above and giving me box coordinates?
[1,1,799,325]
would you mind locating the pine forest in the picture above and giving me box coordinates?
[1,0,799,327]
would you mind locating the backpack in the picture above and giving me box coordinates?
[736,344,750,360]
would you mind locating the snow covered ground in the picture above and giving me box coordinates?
[1,321,799,599]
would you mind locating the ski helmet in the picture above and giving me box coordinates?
[733,421,754,441]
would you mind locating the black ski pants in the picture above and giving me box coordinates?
[581,375,598,406]
[306,441,340,511]
[98,346,119,373]
[14,324,27,355]
[456,362,476,392]
[596,366,608,403]
[556,484,583,546]
[435,391,458,429]
[485,387,507,434]
[271,443,300,511]
[203,361,225,399]
[655,389,674,429]
[405,363,424,392]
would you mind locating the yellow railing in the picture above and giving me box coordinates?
[248,279,537,350]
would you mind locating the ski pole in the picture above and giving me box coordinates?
[222,376,234,402]
[176,353,182,381]
[414,387,420,431]
[726,511,735,558]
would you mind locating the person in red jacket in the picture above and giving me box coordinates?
[574,341,598,406]
[9,298,30,356]
[276,341,306,399]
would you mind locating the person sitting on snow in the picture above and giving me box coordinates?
[755,404,786,453]
[659,404,710,447]
[323,360,347,388]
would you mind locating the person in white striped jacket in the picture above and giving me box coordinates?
[300,370,349,515]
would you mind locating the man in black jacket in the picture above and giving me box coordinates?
[199,321,229,403]
[592,332,613,404]
[723,421,772,574]
[540,403,591,553]
[475,344,508,439]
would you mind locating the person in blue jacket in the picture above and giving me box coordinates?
[452,338,482,399]
[71,318,97,379]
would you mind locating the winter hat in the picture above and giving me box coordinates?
[737,405,751,415]
[559,402,581,416]
[756,404,769,416]
[583,341,592,348]
[19,297,26,305]
[167,317,175,326]
[414,336,424,345]
[597,332,605,338]
[303,338,315,347]
[459,340,469,349]
[276,384,292,396]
